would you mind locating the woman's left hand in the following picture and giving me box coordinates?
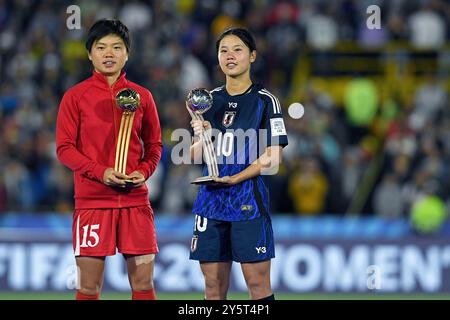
[126,170,146,187]
[211,175,238,186]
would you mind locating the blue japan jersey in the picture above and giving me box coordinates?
[192,84,288,221]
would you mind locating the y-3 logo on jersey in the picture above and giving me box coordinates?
[228,102,238,108]
[255,247,266,254]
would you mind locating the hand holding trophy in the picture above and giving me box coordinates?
[114,88,140,187]
[186,88,220,185]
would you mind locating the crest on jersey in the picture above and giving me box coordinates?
[191,235,198,252]
[222,111,236,128]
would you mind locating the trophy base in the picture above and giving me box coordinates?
[191,176,217,185]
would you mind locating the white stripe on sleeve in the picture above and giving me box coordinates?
[259,89,281,114]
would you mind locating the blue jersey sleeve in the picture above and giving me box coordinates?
[258,88,288,148]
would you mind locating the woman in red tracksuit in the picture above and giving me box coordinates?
[56,19,162,300]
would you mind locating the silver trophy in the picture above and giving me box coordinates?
[186,88,219,185]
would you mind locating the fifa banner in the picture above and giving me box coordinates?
[1,236,450,293]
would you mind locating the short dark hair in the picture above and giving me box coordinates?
[216,27,256,53]
[85,19,130,52]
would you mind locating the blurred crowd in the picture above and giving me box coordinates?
[0,0,449,219]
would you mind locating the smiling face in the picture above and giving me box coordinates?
[218,34,256,79]
[88,34,128,77]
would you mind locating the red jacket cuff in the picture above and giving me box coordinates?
[93,164,108,183]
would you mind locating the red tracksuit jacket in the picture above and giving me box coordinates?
[56,71,162,209]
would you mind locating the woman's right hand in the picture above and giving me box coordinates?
[103,168,129,187]
[191,120,211,137]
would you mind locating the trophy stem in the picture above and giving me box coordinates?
[114,114,127,172]
[201,129,219,177]
[118,114,129,173]
[194,113,219,178]
[122,112,135,174]
[115,111,135,175]
[186,107,196,121]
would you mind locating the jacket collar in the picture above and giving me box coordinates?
[92,70,128,90]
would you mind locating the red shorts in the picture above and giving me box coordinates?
[72,206,158,256]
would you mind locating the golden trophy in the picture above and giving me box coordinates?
[114,88,140,186]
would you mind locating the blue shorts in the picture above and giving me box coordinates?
[189,214,275,263]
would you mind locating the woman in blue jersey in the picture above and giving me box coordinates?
[189,27,288,300]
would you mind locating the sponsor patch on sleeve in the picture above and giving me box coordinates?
[270,118,287,136]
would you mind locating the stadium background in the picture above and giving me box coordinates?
[0,0,449,299]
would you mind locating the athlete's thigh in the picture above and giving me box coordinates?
[240,259,271,281]
[117,205,158,255]
[76,256,106,287]
[200,261,232,281]
[189,214,232,262]
[73,208,118,257]
[125,254,155,283]
[230,214,275,262]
